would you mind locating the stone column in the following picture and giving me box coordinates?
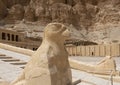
[94,45,100,56]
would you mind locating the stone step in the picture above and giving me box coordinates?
[72,79,81,85]
[2,59,20,62]
[20,66,25,69]
[10,62,27,65]
[0,54,6,56]
[0,56,12,59]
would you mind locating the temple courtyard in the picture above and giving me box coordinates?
[0,48,120,85]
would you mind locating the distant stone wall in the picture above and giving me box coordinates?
[0,40,40,51]
[66,44,120,57]
[0,29,25,41]
[0,43,34,56]
[0,29,41,51]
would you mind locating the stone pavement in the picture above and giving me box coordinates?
[0,48,120,85]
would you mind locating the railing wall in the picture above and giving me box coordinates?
[66,44,120,57]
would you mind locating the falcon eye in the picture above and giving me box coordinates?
[51,24,62,32]
[60,25,67,33]
[62,26,67,30]
[52,27,59,31]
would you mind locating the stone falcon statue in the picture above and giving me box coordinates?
[11,23,72,85]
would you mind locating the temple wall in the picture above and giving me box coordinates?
[0,29,25,41]
[66,44,120,57]
[0,29,42,50]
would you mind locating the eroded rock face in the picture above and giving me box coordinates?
[51,3,72,23]
[24,0,100,29]
[1,0,120,30]
[95,5,120,24]
[1,0,30,8]
[5,4,24,21]
[11,23,72,85]
[0,0,120,44]
[0,0,7,20]
[24,6,36,22]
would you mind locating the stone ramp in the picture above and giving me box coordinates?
[72,69,120,85]
[2,59,20,62]
[10,61,27,65]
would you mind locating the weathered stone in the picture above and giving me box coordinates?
[51,3,72,23]
[5,4,24,21]
[72,1,88,29]
[0,0,7,20]
[95,5,120,24]
[95,56,116,72]
[11,23,72,85]
[0,0,120,44]
[69,56,118,75]
[85,0,98,5]
[2,0,30,8]
[24,6,36,22]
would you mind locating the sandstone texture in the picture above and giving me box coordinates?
[0,0,7,20]
[0,0,120,44]
[70,56,119,76]
[2,0,30,8]
[1,0,120,28]
[5,4,25,21]
[11,23,72,85]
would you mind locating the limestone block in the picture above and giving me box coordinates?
[99,45,105,57]
[81,46,85,56]
[0,0,7,20]
[111,44,119,56]
[76,46,80,56]
[95,56,116,74]
[69,56,118,75]
[105,45,111,56]
[115,44,120,56]
[72,46,77,56]
[119,44,120,56]
[77,46,82,56]
[94,45,100,56]
[24,6,36,22]
[85,46,90,56]
[5,4,24,21]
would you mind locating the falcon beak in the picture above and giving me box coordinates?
[62,29,71,38]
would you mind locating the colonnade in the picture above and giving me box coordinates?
[66,44,120,57]
[2,32,19,41]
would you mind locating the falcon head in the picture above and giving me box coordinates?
[44,23,71,42]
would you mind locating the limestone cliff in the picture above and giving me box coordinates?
[0,0,103,29]
[0,0,7,20]
[0,0,120,44]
